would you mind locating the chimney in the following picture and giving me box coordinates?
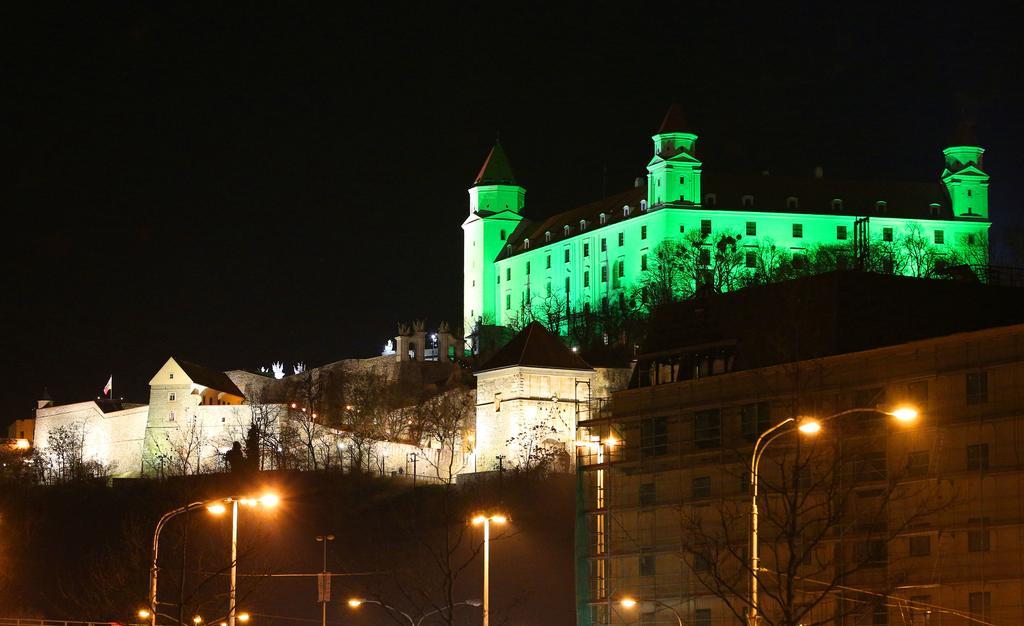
[634,176,644,188]
[814,165,824,179]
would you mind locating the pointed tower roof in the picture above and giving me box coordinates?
[473,141,518,186]
[952,120,979,146]
[657,103,691,134]
[477,322,593,373]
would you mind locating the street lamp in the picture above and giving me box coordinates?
[205,494,280,626]
[472,513,508,626]
[618,597,683,626]
[347,598,482,626]
[747,406,917,626]
[315,534,335,626]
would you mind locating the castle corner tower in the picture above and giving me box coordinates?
[942,122,989,220]
[647,104,702,207]
[463,142,525,348]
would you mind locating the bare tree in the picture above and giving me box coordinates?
[417,387,474,483]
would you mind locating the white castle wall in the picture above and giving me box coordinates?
[33,402,150,477]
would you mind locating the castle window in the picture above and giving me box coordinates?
[641,225,647,239]
[641,254,648,271]
[545,231,551,243]
[563,225,570,237]
[617,259,625,278]
[169,373,174,379]
[506,267,511,280]
[601,238,607,252]
[640,199,648,211]
[679,225,685,233]
[786,196,799,210]
[831,198,843,211]
[934,230,944,244]
[679,176,685,186]
[618,232,624,246]
[968,233,978,245]
[500,230,506,240]
[705,193,716,206]
[584,242,590,257]
[882,227,893,242]
[600,213,607,225]
[169,411,175,422]
[565,276,570,293]
[526,261,531,275]
[584,270,590,287]
[580,219,587,231]
[929,203,941,217]
[564,249,570,262]
[497,274,500,284]
[837,225,848,240]
[701,219,712,236]
[524,238,530,249]
[505,293,511,310]
[546,255,551,269]
[742,195,754,208]
[746,221,756,236]
[698,248,711,266]
[601,265,608,283]
[876,201,887,213]
[169,392,176,401]
[623,205,630,217]
[745,250,757,268]
[968,189,973,197]
[792,224,803,238]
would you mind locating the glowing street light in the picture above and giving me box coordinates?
[211,494,279,626]
[747,407,919,625]
[236,613,250,623]
[618,597,682,626]
[192,616,203,624]
[346,598,481,625]
[137,609,152,620]
[472,513,508,626]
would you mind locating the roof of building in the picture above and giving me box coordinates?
[176,358,245,397]
[474,142,518,186]
[477,321,594,373]
[497,171,953,261]
[658,103,691,134]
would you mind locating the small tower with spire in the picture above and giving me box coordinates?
[462,141,526,349]
[942,121,989,219]
[647,104,702,207]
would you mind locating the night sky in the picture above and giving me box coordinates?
[4,3,1022,425]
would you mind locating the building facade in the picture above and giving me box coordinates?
[575,274,1024,626]
[463,106,990,338]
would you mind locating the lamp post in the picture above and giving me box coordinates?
[206,494,280,626]
[747,407,917,626]
[347,598,482,626]
[471,513,508,626]
[315,534,335,626]
[618,597,683,626]
[148,500,211,626]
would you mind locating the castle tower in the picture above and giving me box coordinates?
[462,142,525,347]
[647,104,702,207]
[942,122,989,219]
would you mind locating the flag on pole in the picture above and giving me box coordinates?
[103,376,113,397]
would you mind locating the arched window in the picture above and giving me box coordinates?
[704,193,717,207]
[545,231,552,243]
[786,196,799,210]
[563,225,570,237]
[875,201,887,213]
[640,199,648,211]
[831,198,844,211]
[580,219,587,231]
[524,238,530,250]
[600,213,607,225]
[623,205,631,217]
[742,195,754,208]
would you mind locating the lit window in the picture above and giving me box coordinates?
[600,213,607,225]
[934,230,945,244]
[524,238,530,249]
[792,224,803,238]
[882,227,893,242]
[623,205,630,217]
[837,225,848,240]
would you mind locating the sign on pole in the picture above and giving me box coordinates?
[317,572,332,603]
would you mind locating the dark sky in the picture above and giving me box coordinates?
[3,2,1022,424]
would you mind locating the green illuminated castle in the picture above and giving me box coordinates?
[462,105,990,340]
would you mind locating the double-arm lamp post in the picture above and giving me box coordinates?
[347,598,482,625]
[144,492,280,626]
[747,406,918,626]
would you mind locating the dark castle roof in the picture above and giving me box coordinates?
[176,358,245,397]
[658,103,691,134]
[474,142,518,186]
[497,172,951,261]
[478,322,594,373]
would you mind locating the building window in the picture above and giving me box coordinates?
[640,199,648,211]
[741,402,771,441]
[617,259,625,278]
[505,293,511,310]
[584,271,590,287]
[742,195,754,208]
[580,219,587,231]
[641,225,647,240]
[565,276,570,293]
[169,372,174,379]
[792,223,803,238]
[639,549,656,576]
[701,219,712,236]
[786,196,799,210]
[623,205,630,217]
[705,193,717,206]
[968,233,977,245]
[599,213,607,225]
[601,265,608,283]
[837,225,848,240]
[601,238,607,252]
[639,482,656,506]
[692,476,711,498]
[641,254,648,271]
[545,231,551,243]
[584,242,590,257]
[694,609,711,626]
[882,227,893,242]
[500,230,506,240]
[524,238,530,249]
[168,392,176,401]
[745,251,757,268]
[168,411,175,422]
[698,248,711,266]
[906,451,930,477]
[934,230,945,244]
[506,268,511,281]
[967,371,988,404]
[494,393,501,412]
[831,198,843,211]
[679,225,685,233]
[546,255,551,269]
[968,518,990,552]
[969,592,992,618]
[967,443,990,471]
[563,225,570,237]
[640,416,668,457]
[564,249,570,263]
[526,262,531,275]
[909,535,931,557]
[746,221,757,236]
[618,232,624,246]
[876,201,887,213]
[929,203,941,216]
[694,409,721,448]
